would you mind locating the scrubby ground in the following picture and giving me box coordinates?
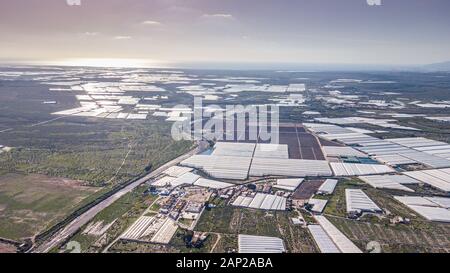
[0,173,98,240]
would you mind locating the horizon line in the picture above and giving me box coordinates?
[0,59,447,71]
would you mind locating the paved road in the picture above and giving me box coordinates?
[34,143,205,253]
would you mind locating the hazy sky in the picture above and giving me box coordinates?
[1,0,450,68]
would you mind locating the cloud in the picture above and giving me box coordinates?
[141,20,163,26]
[202,14,235,20]
[84,32,99,36]
[114,36,132,40]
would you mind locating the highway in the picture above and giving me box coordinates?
[34,141,207,253]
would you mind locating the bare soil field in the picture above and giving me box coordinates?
[292,180,325,200]
[0,242,17,253]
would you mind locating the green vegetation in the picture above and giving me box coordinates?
[0,173,98,240]
[0,111,192,243]
[327,216,450,253]
[0,120,193,187]
[323,178,450,253]
[63,185,157,252]
[324,178,367,218]
[168,230,216,253]
[196,206,318,253]
[211,234,238,253]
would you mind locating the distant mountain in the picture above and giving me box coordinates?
[422,61,450,71]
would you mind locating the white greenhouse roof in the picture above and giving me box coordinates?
[232,193,286,211]
[193,178,233,189]
[407,205,450,223]
[403,168,450,192]
[254,143,289,159]
[308,198,328,213]
[274,178,304,191]
[163,166,194,178]
[359,175,418,192]
[322,146,366,157]
[346,189,382,214]
[170,172,200,188]
[238,235,286,253]
[331,163,395,176]
[250,158,332,177]
[212,142,256,157]
[317,179,338,195]
[394,196,439,207]
[307,225,340,253]
[314,216,362,253]
[181,155,252,180]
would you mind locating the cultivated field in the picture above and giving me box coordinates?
[279,125,325,160]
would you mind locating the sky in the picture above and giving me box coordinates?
[1,0,450,69]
